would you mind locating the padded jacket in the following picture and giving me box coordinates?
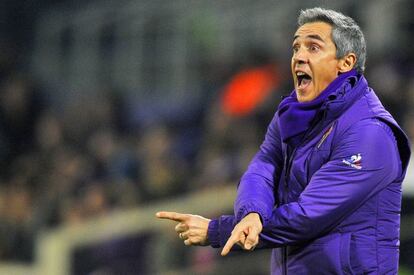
[207,74,411,274]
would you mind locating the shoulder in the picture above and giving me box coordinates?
[330,118,400,172]
[334,118,396,148]
[333,87,395,137]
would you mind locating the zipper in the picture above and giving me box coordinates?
[283,108,330,186]
[317,124,334,148]
[281,108,330,274]
[283,122,321,189]
[283,247,288,275]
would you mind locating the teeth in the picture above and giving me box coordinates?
[297,72,305,76]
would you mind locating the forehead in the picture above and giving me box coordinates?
[293,22,333,42]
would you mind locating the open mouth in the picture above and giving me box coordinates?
[297,72,312,90]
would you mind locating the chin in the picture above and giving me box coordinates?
[298,88,320,102]
[296,91,310,102]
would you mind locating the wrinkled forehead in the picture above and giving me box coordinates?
[293,22,333,43]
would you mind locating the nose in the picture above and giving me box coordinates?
[293,47,308,64]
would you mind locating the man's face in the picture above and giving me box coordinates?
[291,22,341,102]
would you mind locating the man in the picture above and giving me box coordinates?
[157,7,411,274]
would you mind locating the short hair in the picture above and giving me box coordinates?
[298,7,366,73]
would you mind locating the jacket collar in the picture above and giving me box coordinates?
[322,73,368,122]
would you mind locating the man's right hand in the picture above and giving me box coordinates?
[156,211,211,246]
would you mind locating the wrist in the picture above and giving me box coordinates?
[203,219,211,246]
[235,203,269,227]
[207,219,220,248]
[247,212,263,225]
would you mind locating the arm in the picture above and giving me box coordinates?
[234,113,283,227]
[214,114,283,255]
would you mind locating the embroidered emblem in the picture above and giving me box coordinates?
[342,153,362,170]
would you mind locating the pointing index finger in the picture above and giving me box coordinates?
[221,232,240,256]
[156,211,188,222]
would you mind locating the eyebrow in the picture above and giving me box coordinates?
[293,34,325,43]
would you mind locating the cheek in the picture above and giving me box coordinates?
[315,59,338,82]
[291,60,297,80]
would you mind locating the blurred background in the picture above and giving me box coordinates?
[0,0,413,274]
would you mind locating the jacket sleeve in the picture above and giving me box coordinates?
[234,113,284,227]
[257,118,402,247]
[207,216,235,248]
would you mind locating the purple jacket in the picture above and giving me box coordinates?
[207,74,411,274]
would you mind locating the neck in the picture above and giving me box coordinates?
[298,69,358,105]
[278,69,358,146]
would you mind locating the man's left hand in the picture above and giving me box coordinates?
[221,212,263,256]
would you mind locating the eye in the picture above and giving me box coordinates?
[309,44,320,52]
[292,44,299,53]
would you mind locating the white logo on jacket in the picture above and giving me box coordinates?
[342,153,362,169]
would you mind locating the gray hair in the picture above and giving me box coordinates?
[298,7,366,73]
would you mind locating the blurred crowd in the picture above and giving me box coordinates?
[0,6,413,274]
[0,46,284,264]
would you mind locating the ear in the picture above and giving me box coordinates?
[338,53,357,73]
